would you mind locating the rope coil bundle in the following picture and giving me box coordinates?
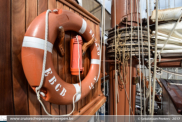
[107,26,154,59]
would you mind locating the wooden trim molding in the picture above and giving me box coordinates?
[74,94,106,115]
[58,0,100,24]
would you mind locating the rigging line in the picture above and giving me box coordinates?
[139,0,146,115]
[157,67,182,77]
[123,80,135,115]
[152,0,159,116]
[114,0,117,115]
[174,0,175,7]
[146,0,152,115]
[118,28,135,116]
[102,0,106,116]
[129,0,133,116]
[36,9,78,116]
[118,73,134,115]
[159,12,182,53]
[101,0,104,115]
[118,7,135,115]
[151,12,182,64]
[168,0,170,8]
[149,0,152,15]
[139,0,144,115]
[136,0,142,116]
[35,10,52,116]
[170,83,182,86]
[94,0,104,116]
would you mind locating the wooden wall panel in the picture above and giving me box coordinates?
[26,0,41,115]
[85,19,93,104]
[69,8,78,112]
[48,0,60,115]
[56,1,67,115]
[48,0,57,10]
[63,5,73,115]
[0,0,14,115]
[70,31,79,112]
[73,11,82,111]
[0,0,101,115]
[38,0,48,14]
[37,0,51,115]
[12,0,29,115]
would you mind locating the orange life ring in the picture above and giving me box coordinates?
[21,9,100,105]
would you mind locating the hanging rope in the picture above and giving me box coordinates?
[152,0,159,115]
[102,0,106,116]
[157,67,182,77]
[36,9,102,116]
[114,0,117,115]
[35,10,51,93]
[134,0,143,115]
[137,0,143,115]
[36,10,82,116]
[159,12,182,53]
[146,0,152,114]
[129,0,133,116]
[170,83,182,86]
[35,9,52,116]
[151,10,182,64]
[139,0,146,115]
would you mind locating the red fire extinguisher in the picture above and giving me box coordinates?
[70,35,84,75]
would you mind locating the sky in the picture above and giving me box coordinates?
[141,0,182,18]
[96,0,182,18]
[97,0,111,13]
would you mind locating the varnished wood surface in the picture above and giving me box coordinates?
[0,0,14,115]
[26,0,41,115]
[0,0,102,115]
[12,0,29,115]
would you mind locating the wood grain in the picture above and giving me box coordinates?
[56,1,67,115]
[73,11,82,111]
[0,0,14,115]
[58,0,100,24]
[48,0,60,115]
[26,0,41,115]
[63,4,73,114]
[1,0,101,115]
[83,96,106,115]
[12,0,29,115]
[70,28,78,112]
[48,0,57,10]
[38,0,48,15]
[37,0,51,115]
